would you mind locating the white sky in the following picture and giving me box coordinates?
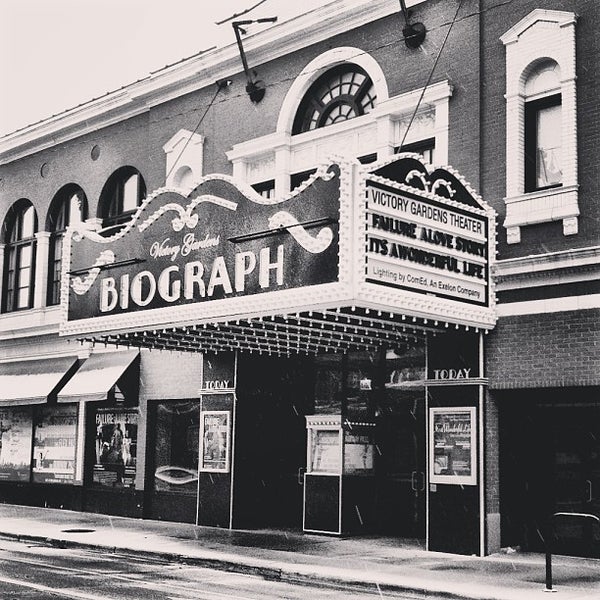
[0,0,329,137]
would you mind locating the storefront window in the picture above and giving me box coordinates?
[153,401,200,493]
[33,404,78,484]
[94,408,138,488]
[0,407,33,482]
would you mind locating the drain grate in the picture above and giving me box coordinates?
[60,528,96,533]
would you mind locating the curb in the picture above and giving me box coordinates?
[0,529,530,600]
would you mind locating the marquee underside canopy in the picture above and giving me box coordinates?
[79,305,479,357]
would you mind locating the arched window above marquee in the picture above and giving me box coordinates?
[292,65,376,134]
[47,184,88,306]
[98,166,146,234]
[1,200,38,312]
[227,47,451,200]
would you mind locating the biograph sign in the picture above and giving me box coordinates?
[64,165,341,327]
[365,180,489,306]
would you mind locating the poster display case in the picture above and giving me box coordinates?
[429,407,477,486]
[32,405,78,484]
[199,410,231,473]
[94,408,138,488]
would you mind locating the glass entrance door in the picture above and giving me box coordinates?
[376,347,426,538]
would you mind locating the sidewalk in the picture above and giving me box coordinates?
[0,503,598,599]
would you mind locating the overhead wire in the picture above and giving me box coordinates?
[164,84,222,183]
[0,0,515,185]
[398,0,465,151]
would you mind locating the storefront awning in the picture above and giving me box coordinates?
[0,355,79,406]
[57,350,139,403]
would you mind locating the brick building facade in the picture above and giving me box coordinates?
[0,0,598,558]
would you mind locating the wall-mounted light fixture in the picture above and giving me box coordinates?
[232,18,277,103]
[399,0,426,49]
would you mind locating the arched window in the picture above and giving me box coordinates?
[524,61,562,192]
[99,166,146,234]
[292,65,376,134]
[47,185,87,306]
[2,200,37,312]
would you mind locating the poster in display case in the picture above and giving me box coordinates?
[429,407,477,485]
[199,411,230,473]
[0,407,33,482]
[306,416,375,476]
[309,429,341,474]
[33,405,78,484]
[94,408,138,488]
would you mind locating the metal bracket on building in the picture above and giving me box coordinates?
[399,0,426,49]
[232,18,277,103]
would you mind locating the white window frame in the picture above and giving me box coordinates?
[501,10,578,244]
[163,129,205,190]
[227,47,452,196]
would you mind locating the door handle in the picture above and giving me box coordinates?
[411,471,425,491]
[587,479,592,503]
[298,467,306,485]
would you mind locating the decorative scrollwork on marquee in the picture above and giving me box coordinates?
[71,250,115,295]
[267,211,334,254]
[138,195,238,233]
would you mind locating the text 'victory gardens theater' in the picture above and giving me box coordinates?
[1,0,599,559]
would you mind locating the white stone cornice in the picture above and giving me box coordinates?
[0,0,424,164]
[493,246,600,290]
[497,294,600,317]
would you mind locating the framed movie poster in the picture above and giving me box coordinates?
[0,407,33,482]
[33,404,78,484]
[94,408,138,488]
[199,411,230,473]
[429,407,477,486]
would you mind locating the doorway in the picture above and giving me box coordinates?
[233,356,314,529]
[376,347,426,538]
[500,390,600,557]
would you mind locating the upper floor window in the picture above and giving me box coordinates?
[2,200,37,312]
[99,166,146,234]
[524,63,562,192]
[395,138,435,166]
[252,180,275,199]
[293,65,376,134]
[47,185,87,306]
[501,10,577,243]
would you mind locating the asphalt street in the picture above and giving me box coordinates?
[0,537,434,600]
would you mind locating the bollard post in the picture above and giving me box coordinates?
[544,520,556,593]
[544,548,554,592]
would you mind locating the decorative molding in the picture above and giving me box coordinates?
[496,294,600,317]
[227,79,452,196]
[493,245,600,291]
[163,129,205,188]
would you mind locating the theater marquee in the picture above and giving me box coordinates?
[366,183,488,306]
[60,155,496,342]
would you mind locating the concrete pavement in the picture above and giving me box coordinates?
[0,503,598,599]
